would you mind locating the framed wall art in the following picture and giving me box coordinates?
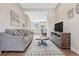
[68,8,74,19]
[75,3,79,15]
[10,10,20,26]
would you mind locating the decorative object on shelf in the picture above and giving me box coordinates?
[10,10,20,26]
[75,3,79,15]
[68,8,74,19]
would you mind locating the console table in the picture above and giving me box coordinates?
[50,32,70,49]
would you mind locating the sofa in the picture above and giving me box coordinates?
[0,29,33,51]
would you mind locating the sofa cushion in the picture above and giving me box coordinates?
[5,29,22,36]
[16,29,26,36]
[5,29,17,36]
[5,29,31,36]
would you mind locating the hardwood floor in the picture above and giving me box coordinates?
[0,49,78,56]
[60,49,79,56]
[0,35,78,56]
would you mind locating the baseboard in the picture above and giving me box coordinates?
[71,47,79,55]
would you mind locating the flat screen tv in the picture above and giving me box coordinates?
[55,21,63,32]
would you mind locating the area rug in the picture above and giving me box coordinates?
[25,36,64,56]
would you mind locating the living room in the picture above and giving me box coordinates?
[0,3,79,56]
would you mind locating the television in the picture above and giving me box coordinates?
[55,21,63,32]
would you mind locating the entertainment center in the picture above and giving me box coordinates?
[50,21,70,49]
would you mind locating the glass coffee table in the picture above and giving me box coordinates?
[36,36,49,46]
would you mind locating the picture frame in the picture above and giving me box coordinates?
[68,8,74,19]
[10,10,20,26]
[75,3,79,15]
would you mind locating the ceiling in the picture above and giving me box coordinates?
[19,3,58,22]
[20,3,58,11]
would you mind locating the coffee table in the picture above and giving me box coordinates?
[36,36,49,46]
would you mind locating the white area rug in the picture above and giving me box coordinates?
[25,35,64,56]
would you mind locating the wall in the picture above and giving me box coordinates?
[55,3,79,54]
[47,9,55,37]
[0,3,28,32]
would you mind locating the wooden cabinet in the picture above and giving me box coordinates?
[50,33,70,49]
[61,33,70,49]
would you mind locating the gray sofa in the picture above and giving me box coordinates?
[0,29,33,51]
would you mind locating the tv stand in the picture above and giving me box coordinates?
[50,32,70,49]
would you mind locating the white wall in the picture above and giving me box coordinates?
[47,9,55,37]
[55,3,79,54]
[0,3,28,32]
